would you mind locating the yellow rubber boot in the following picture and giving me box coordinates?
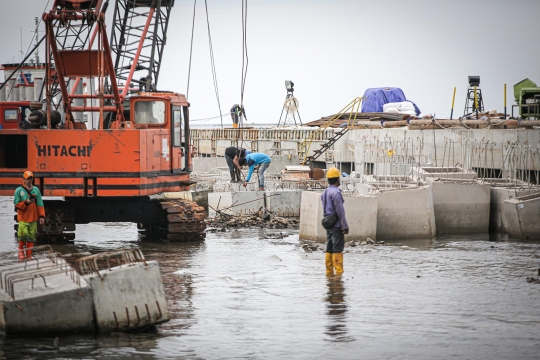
[325,253,334,275]
[332,253,344,276]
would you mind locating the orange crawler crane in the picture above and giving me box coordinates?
[0,0,206,241]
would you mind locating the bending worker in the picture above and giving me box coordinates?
[321,167,348,276]
[238,152,271,191]
[14,171,45,259]
[230,104,247,129]
[224,146,251,183]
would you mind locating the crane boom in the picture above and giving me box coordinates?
[111,0,174,94]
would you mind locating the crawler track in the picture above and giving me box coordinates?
[138,198,207,241]
[15,198,207,242]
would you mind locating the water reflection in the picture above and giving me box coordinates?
[325,276,354,342]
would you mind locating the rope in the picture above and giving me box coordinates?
[239,0,249,148]
[204,0,223,128]
[186,0,197,99]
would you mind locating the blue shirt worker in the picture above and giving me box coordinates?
[321,167,349,275]
[14,171,46,259]
[238,152,271,191]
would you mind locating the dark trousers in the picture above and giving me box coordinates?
[326,228,345,253]
[225,154,241,181]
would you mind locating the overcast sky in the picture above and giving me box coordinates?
[1,0,539,124]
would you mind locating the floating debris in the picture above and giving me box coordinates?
[207,207,299,230]
[526,276,540,284]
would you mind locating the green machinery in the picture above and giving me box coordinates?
[513,78,540,119]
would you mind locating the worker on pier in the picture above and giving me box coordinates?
[230,104,247,129]
[14,171,45,259]
[238,152,271,191]
[321,168,348,276]
[224,147,251,182]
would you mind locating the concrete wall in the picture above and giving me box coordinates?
[265,190,302,217]
[193,157,227,173]
[208,191,266,216]
[84,261,169,333]
[376,186,436,239]
[427,178,491,234]
[490,187,538,232]
[299,191,378,242]
[502,192,540,240]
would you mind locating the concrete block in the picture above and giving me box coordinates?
[265,190,302,217]
[84,261,169,333]
[192,157,227,173]
[426,178,491,234]
[376,186,436,239]
[213,182,259,193]
[489,186,538,232]
[208,191,266,216]
[299,191,378,242]
[0,258,95,336]
[502,192,540,240]
[267,154,299,174]
[411,166,477,181]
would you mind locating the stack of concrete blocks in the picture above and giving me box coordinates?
[411,166,477,182]
[208,191,266,216]
[299,191,378,242]
[265,190,303,217]
[426,178,491,234]
[83,261,169,332]
[0,257,95,336]
[486,180,538,232]
[502,192,540,240]
[374,186,437,239]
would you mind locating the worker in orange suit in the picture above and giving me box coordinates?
[14,171,45,259]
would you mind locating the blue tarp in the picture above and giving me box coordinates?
[361,87,421,116]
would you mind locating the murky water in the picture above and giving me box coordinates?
[1,198,539,359]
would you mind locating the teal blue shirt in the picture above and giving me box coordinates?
[245,153,271,182]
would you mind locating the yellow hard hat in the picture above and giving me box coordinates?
[326,167,341,178]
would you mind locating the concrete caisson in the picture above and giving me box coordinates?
[426,178,491,234]
[502,192,540,240]
[83,261,169,333]
[299,191,377,242]
[489,187,538,232]
[265,190,302,217]
[375,186,436,239]
[208,191,266,216]
[0,258,95,336]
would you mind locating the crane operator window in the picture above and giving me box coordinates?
[134,100,166,125]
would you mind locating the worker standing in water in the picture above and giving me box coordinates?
[321,168,348,276]
[14,171,45,259]
[230,104,247,128]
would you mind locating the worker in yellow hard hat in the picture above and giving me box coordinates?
[14,171,46,259]
[320,167,348,276]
